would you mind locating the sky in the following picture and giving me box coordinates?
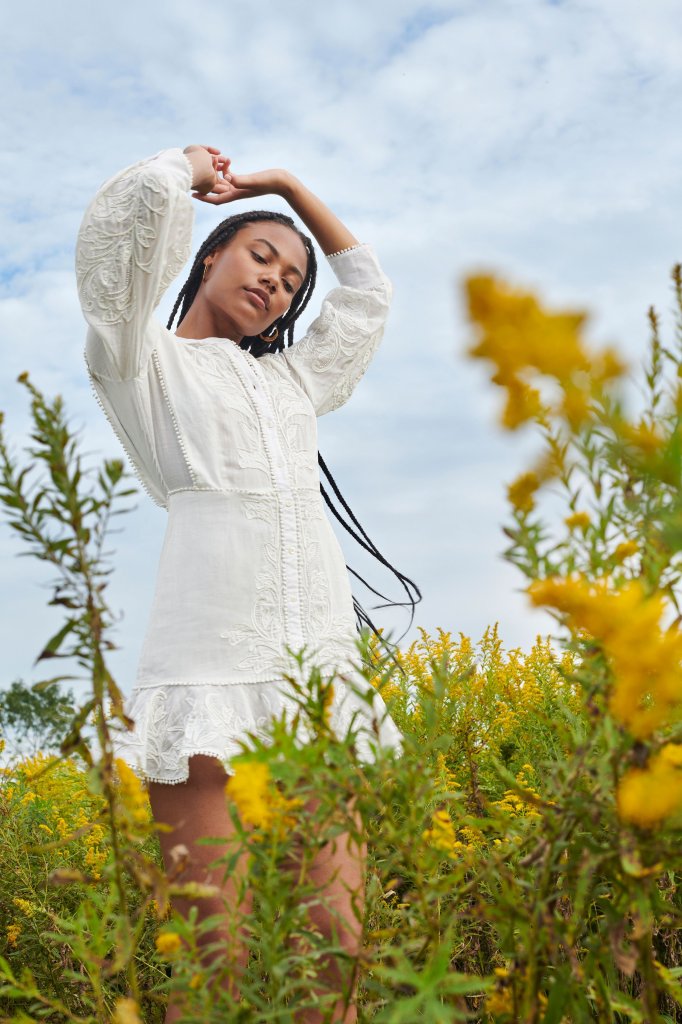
[2,0,682,698]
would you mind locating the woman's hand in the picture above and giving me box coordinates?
[183,145,231,196]
[192,168,294,205]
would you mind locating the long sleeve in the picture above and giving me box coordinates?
[76,148,194,381]
[279,244,392,416]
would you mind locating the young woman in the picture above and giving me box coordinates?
[77,144,406,1022]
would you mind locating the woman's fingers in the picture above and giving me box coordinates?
[192,185,258,205]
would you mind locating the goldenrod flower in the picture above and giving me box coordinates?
[155,931,182,956]
[613,540,638,563]
[618,744,682,828]
[226,761,274,829]
[465,274,625,435]
[507,472,540,513]
[423,809,465,858]
[529,576,682,738]
[115,758,150,827]
[12,898,34,917]
[564,511,590,531]
[112,997,143,1024]
[6,923,21,946]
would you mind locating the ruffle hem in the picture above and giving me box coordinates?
[111,677,403,785]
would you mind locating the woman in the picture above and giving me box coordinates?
[77,143,404,1021]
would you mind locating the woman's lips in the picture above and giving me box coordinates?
[244,288,267,310]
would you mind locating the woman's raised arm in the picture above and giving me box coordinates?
[193,168,359,257]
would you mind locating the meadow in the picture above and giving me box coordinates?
[1,271,682,1022]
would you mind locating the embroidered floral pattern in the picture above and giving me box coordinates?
[114,680,403,785]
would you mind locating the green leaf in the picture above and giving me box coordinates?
[34,618,78,663]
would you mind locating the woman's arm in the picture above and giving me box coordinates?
[193,168,359,257]
[77,145,229,381]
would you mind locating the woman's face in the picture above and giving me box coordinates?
[201,222,308,342]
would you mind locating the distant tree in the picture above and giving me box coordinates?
[0,678,77,763]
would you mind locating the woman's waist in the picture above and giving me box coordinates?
[167,485,323,505]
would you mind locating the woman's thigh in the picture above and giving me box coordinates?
[147,755,247,902]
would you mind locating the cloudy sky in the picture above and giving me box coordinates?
[2,0,682,696]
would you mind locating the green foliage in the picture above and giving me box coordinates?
[0,679,77,764]
[2,264,682,1023]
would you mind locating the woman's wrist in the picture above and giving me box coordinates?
[183,146,215,194]
[276,171,302,201]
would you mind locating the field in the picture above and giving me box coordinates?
[1,273,682,1021]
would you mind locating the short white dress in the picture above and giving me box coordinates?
[76,148,402,784]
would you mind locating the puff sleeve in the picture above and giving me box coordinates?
[76,149,194,381]
[279,244,392,416]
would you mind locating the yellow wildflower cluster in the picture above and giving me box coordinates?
[529,576,682,738]
[423,808,469,859]
[114,758,151,830]
[12,897,35,918]
[6,923,21,947]
[225,760,299,835]
[507,471,540,514]
[617,744,682,828]
[155,931,183,957]
[2,754,109,884]
[492,765,543,822]
[112,997,144,1024]
[613,539,638,564]
[435,753,459,794]
[565,510,590,531]
[465,274,624,431]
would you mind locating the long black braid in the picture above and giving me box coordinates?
[167,211,421,642]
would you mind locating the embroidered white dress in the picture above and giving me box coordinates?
[76,148,402,783]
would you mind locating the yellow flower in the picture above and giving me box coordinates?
[507,472,540,513]
[322,681,335,724]
[622,421,665,455]
[613,540,638,563]
[564,511,590,531]
[528,576,682,738]
[190,972,204,990]
[423,809,465,858]
[226,761,275,829]
[465,274,625,434]
[112,997,143,1024]
[12,898,34,917]
[115,759,150,827]
[155,931,183,957]
[6,923,21,946]
[618,744,682,828]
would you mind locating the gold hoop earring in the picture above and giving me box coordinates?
[259,326,279,343]
[202,261,211,281]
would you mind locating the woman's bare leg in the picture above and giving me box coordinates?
[147,755,252,1024]
[287,802,367,1024]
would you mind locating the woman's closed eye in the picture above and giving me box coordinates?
[252,250,295,294]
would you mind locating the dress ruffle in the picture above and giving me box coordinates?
[112,678,403,785]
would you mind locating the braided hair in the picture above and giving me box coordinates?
[168,210,421,641]
[167,210,317,357]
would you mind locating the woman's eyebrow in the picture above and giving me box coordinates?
[254,238,304,280]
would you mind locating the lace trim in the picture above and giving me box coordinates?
[151,350,196,487]
[326,244,362,259]
[112,680,403,785]
[85,356,166,509]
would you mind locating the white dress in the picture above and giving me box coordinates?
[76,148,402,783]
